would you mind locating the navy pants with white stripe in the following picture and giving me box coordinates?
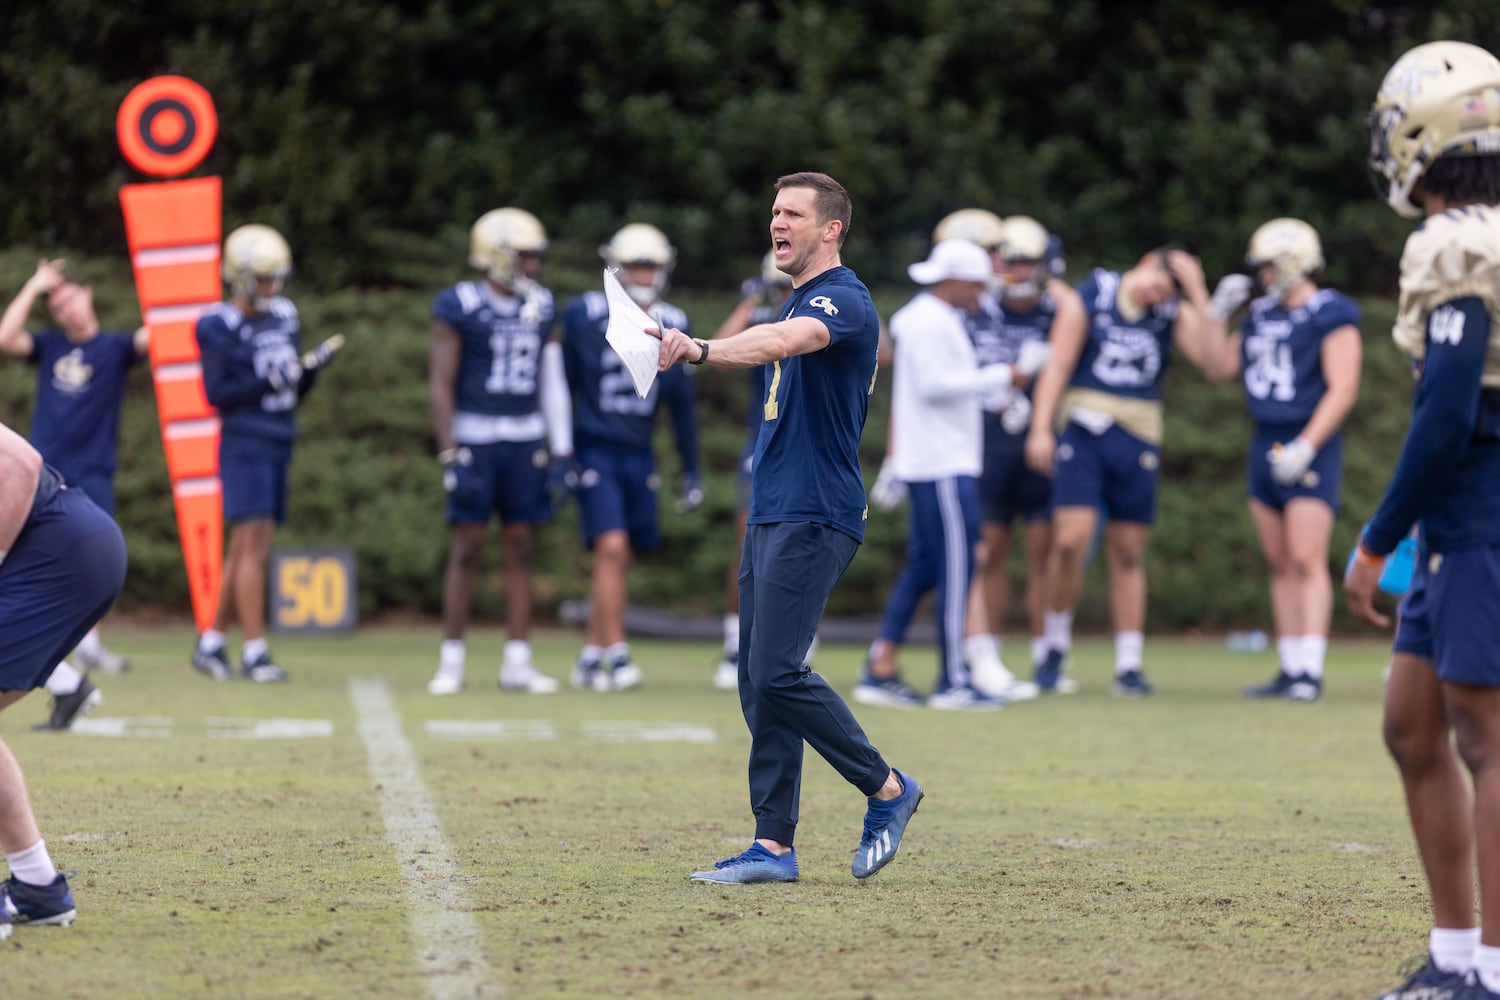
[739,521,891,847]
[876,476,980,691]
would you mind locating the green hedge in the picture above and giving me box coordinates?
[0,246,1412,630]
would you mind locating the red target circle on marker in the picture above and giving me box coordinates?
[116,76,217,178]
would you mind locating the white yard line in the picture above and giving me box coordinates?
[350,678,501,999]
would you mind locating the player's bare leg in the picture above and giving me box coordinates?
[1446,682,1500,952]
[1023,519,1053,669]
[429,522,488,694]
[0,696,43,853]
[494,523,555,693]
[1035,505,1095,692]
[575,529,637,690]
[1104,521,1152,695]
[1248,499,1300,640]
[980,523,1013,642]
[194,528,244,679]
[230,518,284,682]
[1385,655,1477,932]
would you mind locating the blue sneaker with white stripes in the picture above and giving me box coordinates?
[3,873,76,927]
[690,843,799,884]
[851,769,923,879]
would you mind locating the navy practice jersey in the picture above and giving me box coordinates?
[562,291,698,466]
[1070,269,1178,401]
[196,298,307,447]
[970,290,1056,433]
[1239,289,1360,428]
[434,280,555,418]
[27,329,140,480]
[748,266,880,542]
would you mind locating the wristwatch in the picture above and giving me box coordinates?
[690,338,710,365]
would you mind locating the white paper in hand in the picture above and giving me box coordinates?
[602,267,663,399]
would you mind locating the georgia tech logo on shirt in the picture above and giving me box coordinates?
[51,349,93,393]
[808,295,839,317]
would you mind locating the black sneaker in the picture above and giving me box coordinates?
[3,873,76,927]
[1111,668,1155,697]
[1243,670,1297,698]
[192,643,232,681]
[33,680,103,732]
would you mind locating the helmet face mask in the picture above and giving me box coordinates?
[469,208,548,291]
[997,215,1050,301]
[1244,218,1323,303]
[222,224,292,311]
[600,223,675,307]
[1368,41,1500,218]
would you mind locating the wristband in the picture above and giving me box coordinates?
[1354,541,1386,569]
[690,338,710,365]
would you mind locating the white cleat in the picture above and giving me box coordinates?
[77,645,129,675]
[609,661,643,691]
[713,659,739,691]
[969,659,1039,703]
[499,662,560,695]
[426,668,464,696]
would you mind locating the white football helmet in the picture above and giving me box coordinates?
[223,224,291,310]
[469,208,548,288]
[1245,218,1324,301]
[600,223,675,307]
[932,209,1004,250]
[997,215,1050,299]
[1369,40,1500,218]
[760,249,792,292]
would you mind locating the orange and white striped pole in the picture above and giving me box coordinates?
[116,76,224,631]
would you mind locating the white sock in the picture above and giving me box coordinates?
[242,637,268,662]
[44,661,84,696]
[1299,634,1327,680]
[1277,636,1297,675]
[579,644,604,666]
[1473,943,1500,990]
[503,639,531,667]
[1030,636,1048,669]
[1114,631,1144,674]
[76,628,103,659]
[605,641,630,663]
[1432,926,1480,974]
[5,839,56,887]
[723,615,739,653]
[964,633,997,662]
[439,639,466,672]
[989,633,1004,658]
[1044,611,1073,653]
[199,629,226,652]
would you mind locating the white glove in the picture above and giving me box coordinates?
[1208,274,1253,321]
[870,460,907,510]
[1268,437,1316,487]
[1000,394,1033,435]
[266,358,303,392]
[1017,339,1052,376]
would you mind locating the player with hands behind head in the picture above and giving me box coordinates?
[1346,40,1500,1000]
[1207,218,1362,703]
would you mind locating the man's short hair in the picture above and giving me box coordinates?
[775,172,852,247]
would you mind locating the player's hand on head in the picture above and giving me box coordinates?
[675,473,704,513]
[30,258,66,293]
[1166,250,1208,299]
[1208,274,1254,321]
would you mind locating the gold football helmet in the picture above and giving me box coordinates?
[469,208,548,287]
[932,208,1004,250]
[1369,40,1500,218]
[1246,218,1324,300]
[996,215,1050,299]
[600,223,675,306]
[222,224,291,308]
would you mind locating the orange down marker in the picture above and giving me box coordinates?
[116,76,224,631]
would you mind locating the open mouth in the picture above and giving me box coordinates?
[773,238,792,259]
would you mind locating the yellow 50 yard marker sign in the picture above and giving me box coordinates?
[270,548,357,633]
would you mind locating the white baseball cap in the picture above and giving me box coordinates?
[908,239,993,285]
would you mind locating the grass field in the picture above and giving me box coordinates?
[0,626,1435,999]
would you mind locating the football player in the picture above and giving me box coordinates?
[1206,219,1361,702]
[426,208,568,696]
[710,251,793,690]
[191,225,332,682]
[0,259,147,725]
[1345,40,1500,1000]
[562,223,699,691]
[1025,244,1228,696]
